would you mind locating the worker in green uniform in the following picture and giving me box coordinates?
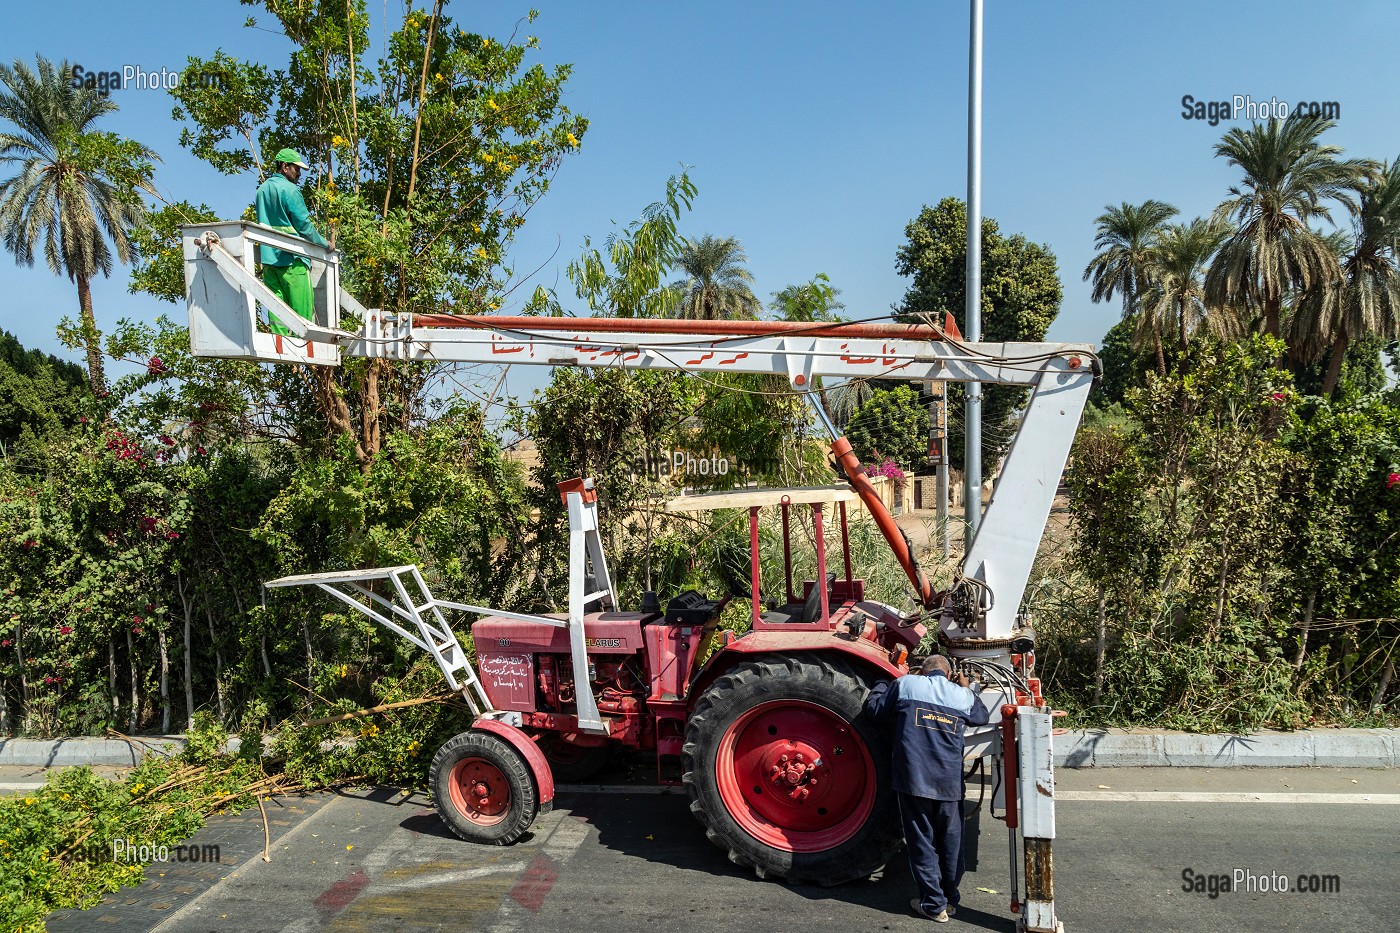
[255,148,329,335]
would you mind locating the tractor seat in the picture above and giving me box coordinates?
[760,603,808,625]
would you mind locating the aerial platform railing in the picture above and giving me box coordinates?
[263,480,617,733]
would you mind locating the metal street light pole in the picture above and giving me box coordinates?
[964,0,984,549]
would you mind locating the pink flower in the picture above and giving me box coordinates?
[21,539,36,550]
[159,435,175,447]
[1388,472,1400,490]
[133,615,143,624]
[197,446,207,456]
[0,639,12,648]
[147,356,166,376]
[58,625,72,635]
[1269,392,1286,404]
[165,531,180,540]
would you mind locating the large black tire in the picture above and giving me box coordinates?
[430,730,538,845]
[681,654,900,884]
[538,733,611,782]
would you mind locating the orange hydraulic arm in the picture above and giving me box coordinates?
[830,436,938,610]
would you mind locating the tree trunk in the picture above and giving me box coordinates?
[1093,584,1108,705]
[1152,332,1167,376]
[302,615,315,687]
[1320,332,1350,397]
[1263,294,1281,338]
[1294,591,1317,668]
[158,628,170,734]
[75,271,107,397]
[261,635,273,680]
[126,627,138,733]
[108,635,119,722]
[179,572,195,729]
[203,603,226,723]
[1371,656,1395,713]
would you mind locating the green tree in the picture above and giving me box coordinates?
[846,386,927,470]
[770,273,844,322]
[895,197,1062,469]
[1288,159,1400,396]
[0,55,157,396]
[1205,113,1369,341]
[669,234,760,321]
[164,4,588,463]
[1083,199,1178,372]
[1138,218,1235,358]
[1092,317,1150,407]
[0,329,88,457]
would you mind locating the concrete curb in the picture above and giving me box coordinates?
[1054,728,1398,768]
[2,729,1396,768]
[0,736,185,767]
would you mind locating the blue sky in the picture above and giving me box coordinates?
[3,0,1399,381]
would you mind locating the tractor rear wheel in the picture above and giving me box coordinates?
[682,655,900,884]
[430,730,538,845]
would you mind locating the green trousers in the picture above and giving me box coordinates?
[262,262,313,336]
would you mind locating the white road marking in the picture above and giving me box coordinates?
[152,794,350,933]
[1053,790,1400,804]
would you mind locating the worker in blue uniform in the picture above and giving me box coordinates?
[864,654,989,923]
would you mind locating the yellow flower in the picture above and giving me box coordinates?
[407,740,421,753]
[482,38,491,48]
[331,134,348,147]
[487,99,499,111]
[481,153,493,162]
[23,797,35,806]
[474,247,488,260]
[566,132,579,148]
[472,224,481,233]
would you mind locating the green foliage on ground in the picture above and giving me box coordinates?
[0,714,267,931]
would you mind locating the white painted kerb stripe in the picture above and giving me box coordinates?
[1055,791,1400,804]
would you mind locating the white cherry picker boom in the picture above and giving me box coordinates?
[183,220,1092,932]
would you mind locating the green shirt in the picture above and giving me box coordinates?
[254,173,328,267]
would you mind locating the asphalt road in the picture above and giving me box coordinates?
[60,767,1400,933]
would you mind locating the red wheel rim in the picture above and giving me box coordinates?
[447,756,511,826]
[715,699,876,853]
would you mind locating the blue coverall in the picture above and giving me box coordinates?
[864,668,990,916]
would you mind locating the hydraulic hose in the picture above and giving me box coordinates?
[829,436,937,609]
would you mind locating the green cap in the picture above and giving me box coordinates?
[273,148,310,169]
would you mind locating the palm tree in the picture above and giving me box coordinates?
[1205,113,1371,342]
[670,235,760,320]
[1083,200,1178,372]
[1288,160,1400,396]
[0,56,156,396]
[1137,218,1235,359]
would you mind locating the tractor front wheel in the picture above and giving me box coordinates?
[430,730,538,845]
[682,655,900,884]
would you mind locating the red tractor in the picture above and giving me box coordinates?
[460,478,925,884]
